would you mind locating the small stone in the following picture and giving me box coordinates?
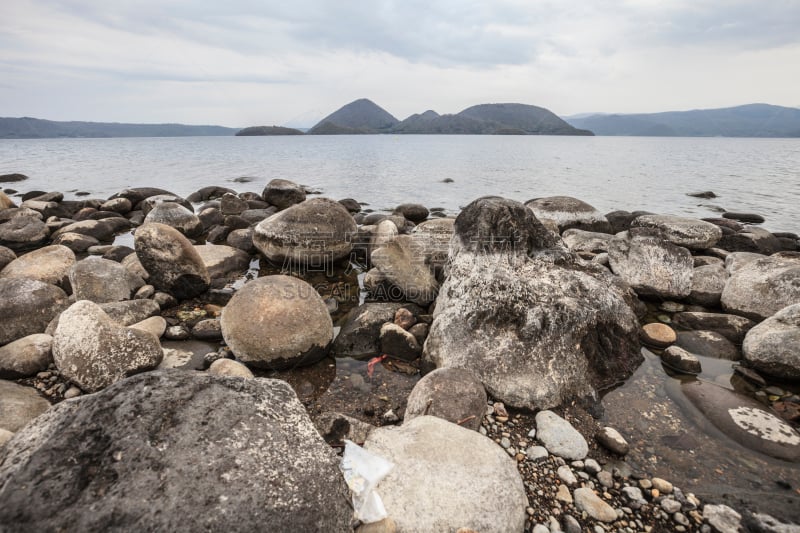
[535,410,589,460]
[500,437,511,449]
[574,488,618,523]
[638,478,653,490]
[662,346,702,374]
[563,515,581,533]
[622,486,644,502]
[556,484,573,503]
[208,358,253,378]
[164,325,191,341]
[527,428,536,439]
[674,512,690,526]
[597,471,614,488]
[641,323,677,348]
[382,409,399,424]
[557,465,578,485]
[661,498,681,514]
[526,446,549,461]
[597,426,630,455]
[651,477,673,494]
[584,458,601,474]
[393,307,416,330]
[64,386,81,399]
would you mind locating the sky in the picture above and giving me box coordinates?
[1,0,799,127]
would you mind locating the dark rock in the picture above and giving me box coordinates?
[394,203,429,223]
[0,216,49,251]
[206,225,230,244]
[261,178,306,209]
[102,245,135,262]
[220,193,249,216]
[331,302,414,358]
[379,322,421,361]
[108,187,176,208]
[198,207,224,230]
[134,223,210,300]
[723,212,766,223]
[226,228,255,253]
[676,330,740,360]
[605,210,639,233]
[404,368,486,431]
[191,318,222,341]
[662,345,702,374]
[140,194,194,215]
[185,185,237,203]
[702,217,744,232]
[687,191,716,199]
[224,214,250,230]
[672,312,755,344]
[718,228,782,255]
[0,173,28,183]
[338,198,361,213]
[0,278,68,346]
[239,208,276,225]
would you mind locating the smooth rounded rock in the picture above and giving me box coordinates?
[672,312,755,344]
[640,323,677,348]
[370,234,438,306]
[393,203,429,223]
[743,304,800,380]
[405,368,487,431]
[661,345,702,374]
[721,256,800,321]
[261,178,306,209]
[134,223,210,300]
[0,246,15,271]
[597,426,630,455]
[0,216,49,251]
[69,256,145,303]
[573,488,617,523]
[676,330,740,361]
[208,358,254,378]
[144,202,203,238]
[0,278,68,346]
[0,245,75,290]
[631,214,723,250]
[0,334,53,378]
[129,316,167,339]
[535,410,588,460]
[0,379,50,432]
[526,196,612,234]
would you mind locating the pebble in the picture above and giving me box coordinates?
[638,478,652,490]
[597,471,614,488]
[622,486,644,502]
[661,498,681,514]
[597,426,630,455]
[640,323,677,348]
[535,410,588,460]
[527,428,536,439]
[532,524,549,533]
[574,488,618,523]
[651,477,673,494]
[64,386,81,399]
[557,465,577,485]
[382,409,399,423]
[500,437,511,449]
[563,515,581,533]
[584,458,601,475]
[526,446,549,461]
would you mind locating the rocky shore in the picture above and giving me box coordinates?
[1,176,799,532]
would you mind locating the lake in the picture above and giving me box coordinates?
[1,135,799,232]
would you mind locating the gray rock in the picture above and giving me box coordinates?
[573,487,618,523]
[134,223,210,300]
[364,416,527,533]
[631,214,722,250]
[0,278,68,346]
[562,228,614,253]
[51,219,120,242]
[703,504,742,533]
[597,426,630,455]
[100,197,132,214]
[219,193,249,216]
[526,196,612,234]
[694,255,724,268]
[676,330,741,361]
[662,346,702,374]
[681,380,800,462]
[370,234,438,306]
[220,275,332,369]
[724,251,766,275]
[719,227,782,255]
[608,229,693,299]
[526,445,549,461]
[622,486,645,502]
[0,216,49,251]
[0,370,352,532]
[225,228,255,253]
[69,256,145,303]
[661,498,682,513]
[52,231,101,253]
[597,470,614,488]
[721,255,800,321]
[0,246,15,271]
[0,334,52,378]
[424,197,641,410]
[379,322,421,361]
[0,245,75,290]
[404,367,487,431]
[253,198,356,266]
[584,458,601,474]
[535,410,588,460]
[558,465,578,485]
[191,318,222,341]
[411,218,454,281]
[261,178,306,208]
[207,358,253,378]
[0,379,50,432]
[563,514,582,533]
[53,300,163,392]
[743,303,800,380]
[394,203,429,223]
[144,202,203,238]
[313,411,375,445]
[194,244,251,282]
[129,316,167,339]
[688,264,728,307]
[671,312,755,344]
[331,303,412,358]
[746,512,800,533]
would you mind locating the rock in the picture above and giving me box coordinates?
[725,252,766,274]
[723,212,765,224]
[0,173,28,183]
[53,231,101,253]
[253,198,356,266]
[0,370,352,531]
[194,244,250,282]
[412,218,455,280]
[0,334,52,378]
[745,512,800,533]
[606,210,641,234]
[573,488,618,523]
[526,445,548,461]
[652,478,673,494]
[0,278,68,346]
[0,428,12,446]
[562,229,613,253]
[100,197,132,214]
[404,368,487,431]
[631,214,723,250]
[0,246,15,271]
[662,346,702,374]
[742,304,800,380]
[671,312,755,344]
[0,379,50,434]
[261,178,306,208]
[608,229,693,299]
[331,303,411,358]
[393,307,416,330]
[681,380,800,462]
[408,322,429,346]
[379,323,421,361]
[0,192,15,210]
[0,245,75,290]
[51,219,120,242]
[53,300,163,392]
[703,504,742,533]
[424,197,641,410]
[556,484,573,503]
[144,202,204,238]
[0,216,49,251]
[688,191,717,199]
[640,323,677,348]
[338,198,361,213]
[364,416,527,533]
[558,465,578,485]
[99,299,162,326]
[688,264,728,307]
[191,318,222,341]
[720,227,783,255]
[622,485,645,502]
[535,410,588,460]
[134,223,210,300]
[220,275,332,369]
[208,358,254,378]
[226,228,255,253]
[597,426,630,455]
[694,255,724,268]
[370,235,438,306]
[129,316,167,338]
[186,185,237,203]
[140,194,193,215]
[69,256,144,303]
[526,196,612,234]
[676,330,740,360]
[393,203,429,223]
[314,411,375,446]
[219,193,249,216]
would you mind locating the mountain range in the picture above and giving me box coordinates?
[0,117,237,139]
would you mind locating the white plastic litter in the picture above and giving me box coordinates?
[339,439,394,523]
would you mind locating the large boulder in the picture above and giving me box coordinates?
[631,214,723,250]
[671,312,755,344]
[424,197,641,410]
[364,416,527,532]
[0,380,50,433]
[53,300,163,392]
[50,219,120,242]
[0,278,68,346]
[721,256,800,321]
[253,198,356,267]
[0,216,49,251]
[525,196,612,234]
[0,245,75,290]
[687,264,728,307]
[405,368,486,431]
[608,229,694,299]
[194,244,251,283]
[742,304,800,381]
[0,334,53,379]
[562,228,613,254]
[220,275,333,369]
[0,370,352,532]
[261,178,306,209]
[144,202,204,238]
[69,256,145,303]
[134,223,210,300]
[370,235,439,306]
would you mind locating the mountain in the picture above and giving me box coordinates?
[0,117,237,139]
[565,104,800,137]
[458,103,591,135]
[235,125,304,136]
[308,98,399,134]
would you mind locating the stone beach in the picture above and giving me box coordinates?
[1,176,800,532]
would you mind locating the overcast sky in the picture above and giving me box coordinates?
[2,0,799,127]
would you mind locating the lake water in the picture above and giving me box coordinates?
[1,135,799,233]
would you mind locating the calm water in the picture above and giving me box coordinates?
[1,135,799,232]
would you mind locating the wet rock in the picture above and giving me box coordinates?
[144,202,203,238]
[404,368,487,431]
[314,411,375,446]
[662,346,702,374]
[0,245,75,290]
[425,197,641,410]
[573,488,617,523]
[597,426,630,455]
[562,229,613,254]
[0,370,352,532]
[676,330,740,361]
[370,235,438,306]
[0,379,50,432]
[688,191,717,199]
[681,380,800,462]
[608,229,693,299]
[723,212,765,224]
[261,178,306,209]
[393,203,429,223]
[134,223,210,300]
[721,256,800,321]
[69,256,145,303]
[186,185,237,203]
[0,278,68,346]
[208,358,253,378]
[742,304,800,380]
[338,198,361,213]
[220,275,332,369]
[640,323,677,348]
[379,323,421,361]
[632,214,723,250]
[0,334,53,379]
[219,193,249,216]
[194,244,250,283]
[688,264,728,307]
[53,300,163,392]
[672,312,755,344]
[0,216,49,251]
[535,410,588,460]
[364,415,527,533]
[331,303,411,358]
[526,196,612,234]
[99,197,132,214]
[703,504,742,533]
[253,198,356,266]
[719,227,783,255]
